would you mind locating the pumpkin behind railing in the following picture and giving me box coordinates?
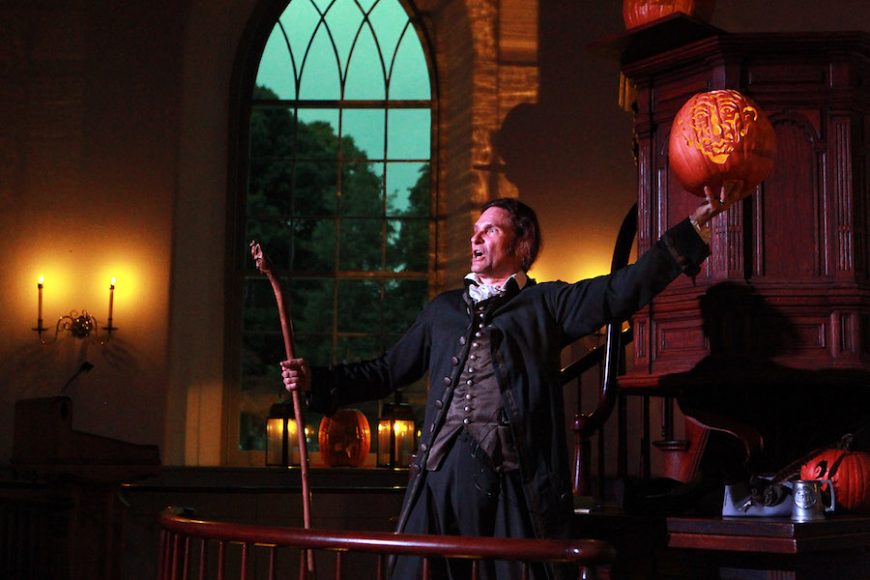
[318,409,371,467]
[622,0,715,29]
[801,449,870,513]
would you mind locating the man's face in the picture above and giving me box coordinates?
[470,207,524,284]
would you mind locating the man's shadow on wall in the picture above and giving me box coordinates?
[655,282,870,509]
[493,102,556,192]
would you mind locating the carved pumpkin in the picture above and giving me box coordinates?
[622,0,715,29]
[801,449,870,513]
[318,409,371,468]
[669,89,776,200]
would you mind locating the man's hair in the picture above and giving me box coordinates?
[481,197,542,272]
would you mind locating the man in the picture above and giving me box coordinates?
[282,187,733,579]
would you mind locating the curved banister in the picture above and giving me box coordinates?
[560,327,633,385]
[580,202,637,433]
[566,203,637,496]
[158,507,616,566]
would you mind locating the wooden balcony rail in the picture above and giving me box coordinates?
[563,204,637,497]
[157,507,615,580]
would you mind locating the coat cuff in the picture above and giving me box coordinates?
[663,218,711,277]
[307,366,339,416]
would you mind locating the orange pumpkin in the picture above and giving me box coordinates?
[318,409,371,468]
[801,449,870,513]
[622,0,715,29]
[669,89,776,200]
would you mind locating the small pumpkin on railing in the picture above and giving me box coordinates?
[801,448,870,513]
[318,408,371,467]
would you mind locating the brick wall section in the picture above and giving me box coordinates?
[425,0,539,292]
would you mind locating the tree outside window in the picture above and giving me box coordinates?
[236,0,433,459]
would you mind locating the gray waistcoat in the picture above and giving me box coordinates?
[425,296,519,471]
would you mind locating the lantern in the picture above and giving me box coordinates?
[622,0,715,29]
[378,392,416,468]
[266,401,300,466]
[669,89,776,201]
[318,409,371,467]
[801,449,870,513]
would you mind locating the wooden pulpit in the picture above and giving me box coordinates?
[8,396,160,580]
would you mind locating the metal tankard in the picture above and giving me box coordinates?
[791,479,836,522]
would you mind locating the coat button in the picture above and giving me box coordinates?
[442,376,451,385]
[434,399,444,409]
[419,443,428,452]
[462,418,470,425]
[459,336,466,345]
[451,356,460,366]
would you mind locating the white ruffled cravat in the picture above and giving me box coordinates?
[464,271,527,303]
[467,281,505,303]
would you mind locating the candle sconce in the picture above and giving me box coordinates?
[33,277,118,344]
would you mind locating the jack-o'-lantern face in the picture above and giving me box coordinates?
[685,90,759,164]
[669,88,776,199]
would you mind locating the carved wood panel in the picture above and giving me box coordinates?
[621,32,870,380]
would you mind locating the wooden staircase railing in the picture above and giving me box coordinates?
[157,507,615,580]
[563,203,637,497]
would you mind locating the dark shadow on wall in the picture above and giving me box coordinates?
[664,282,870,485]
[615,283,870,522]
[493,102,557,193]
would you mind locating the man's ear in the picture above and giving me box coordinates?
[518,238,532,270]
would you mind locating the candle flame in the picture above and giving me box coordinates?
[110,276,116,287]
[38,275,44,285]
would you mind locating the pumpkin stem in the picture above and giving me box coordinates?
[838,432,855,451]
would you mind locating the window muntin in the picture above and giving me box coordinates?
[237,0,433,458]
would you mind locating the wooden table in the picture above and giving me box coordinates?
[666,516,870,579]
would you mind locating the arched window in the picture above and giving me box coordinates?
[232,0,434,461]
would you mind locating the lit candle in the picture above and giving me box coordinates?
[37,276,44,329]
[108,277,115,328]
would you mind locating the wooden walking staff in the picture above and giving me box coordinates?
[250,241,316,577]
